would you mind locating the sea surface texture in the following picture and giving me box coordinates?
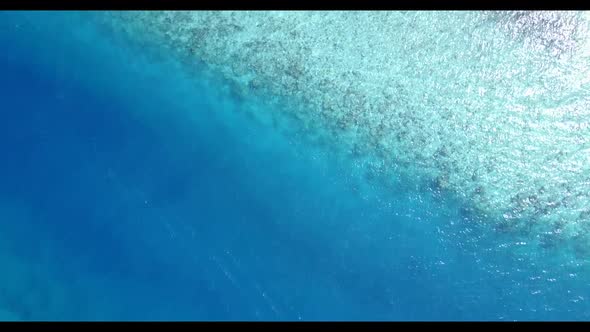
[1,11,590,321]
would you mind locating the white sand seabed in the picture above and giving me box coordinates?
[94,11,590,253]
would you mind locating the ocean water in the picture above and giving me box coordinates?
[0,11,590,321]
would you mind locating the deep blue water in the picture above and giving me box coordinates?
[1,11,590,321]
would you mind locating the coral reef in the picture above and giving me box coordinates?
[94,11,590,253]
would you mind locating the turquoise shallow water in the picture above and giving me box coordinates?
[0,11,590,321]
